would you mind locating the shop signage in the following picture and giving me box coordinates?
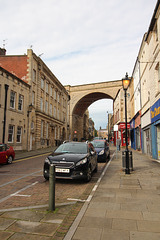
[151,99,160,123]
[119,123,130,129]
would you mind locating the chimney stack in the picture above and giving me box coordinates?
[0,48,6,55]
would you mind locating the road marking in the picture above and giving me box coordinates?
[0,181,38,204]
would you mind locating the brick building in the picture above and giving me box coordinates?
[0,49,70,150]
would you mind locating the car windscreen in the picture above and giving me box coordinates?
[92,141,105,148]
[55,143,88,154]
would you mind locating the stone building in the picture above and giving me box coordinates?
[0,66,30,150]
[113,86,131,147]
[0,49,69,150]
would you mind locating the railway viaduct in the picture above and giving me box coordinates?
[65,80,122,140]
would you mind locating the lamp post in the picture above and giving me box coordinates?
[122,73,130,174]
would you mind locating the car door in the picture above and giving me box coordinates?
[0,144,6,164]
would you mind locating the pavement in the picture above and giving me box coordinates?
[0,146,160,239]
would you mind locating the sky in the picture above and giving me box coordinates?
[0,0,157,129]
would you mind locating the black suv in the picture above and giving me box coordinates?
[43,141,97,182]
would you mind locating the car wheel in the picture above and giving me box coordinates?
[7,156,13,164]
[85,165,92,182]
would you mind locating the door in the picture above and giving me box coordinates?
[157,125,160,160]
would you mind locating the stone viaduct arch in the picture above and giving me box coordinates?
[65,80,122,140]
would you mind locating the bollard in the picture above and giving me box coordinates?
[49,164,55,211]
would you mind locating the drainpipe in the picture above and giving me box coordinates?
[2,84,9,143]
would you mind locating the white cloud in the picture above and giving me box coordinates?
[0,0,157,129]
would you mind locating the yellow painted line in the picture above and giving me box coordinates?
[14,152,52,163]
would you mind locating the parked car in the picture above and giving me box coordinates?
[91,140,110,162]
[0,144,15,164]
[43,141,98,182]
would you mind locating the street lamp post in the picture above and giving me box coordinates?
[122,73,131,174]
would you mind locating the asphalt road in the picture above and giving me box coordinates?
[0,152,112,210]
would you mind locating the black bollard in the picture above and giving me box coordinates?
[49,164,55,211]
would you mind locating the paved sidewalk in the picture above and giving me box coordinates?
[15,146,55,160]
[64,148,160,240]
[0,146,160,239]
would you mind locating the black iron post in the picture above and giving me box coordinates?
[124,88,130,174]
[2,84,9,143]
[49,164,55,211]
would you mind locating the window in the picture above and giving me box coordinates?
[46,82,49,93]
[32,91,35,106]
[8,125,14,142]
[57,108,60,120]
[33,69,36,82]
[10,91,16,109]
[18,94,23,111]
[45,101,48,113]
[41,120,44,138]
[57,93,60,103]
[17,126,22,143]
[54,106,56,118]
[46,122,49,138]
[50,87,53,97]
[155,63,160,93]
[40,98,43,111]
[41,77,44,89]
[50,104,52,115]
[54,90,57,100]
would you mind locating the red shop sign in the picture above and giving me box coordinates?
[119,123,130,129]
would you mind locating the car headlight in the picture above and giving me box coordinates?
[99,150,104,155]
[76,158,87,166]
[45,157,50,164]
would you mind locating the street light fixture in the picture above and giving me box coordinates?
[122,73,131,174]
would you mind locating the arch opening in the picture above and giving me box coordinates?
[72,92,112,117]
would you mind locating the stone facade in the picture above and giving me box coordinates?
[0,66,30,150]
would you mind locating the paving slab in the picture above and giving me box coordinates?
[101,228,130,240]
[137,220,160,233]
[8,232,52,240]
[130,231,160,240]
[1,209,46,222]
[106,210,143,220]
[0,231,14,240]
[0,217,16,230]
[79,216,112,229]
[112,219,137,231]
[72,226,102,240]
[7,220,59,236]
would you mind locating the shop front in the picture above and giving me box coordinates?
[135,111,141,150]
[151,99,160,160]
[118,122,130,147]
[130,119,136,150]
[141,110,151,156]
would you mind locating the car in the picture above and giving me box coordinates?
[0,143,15,164]
[91,140,110,162]
[43,141,98,182]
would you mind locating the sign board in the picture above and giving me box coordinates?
[114,125,118,131]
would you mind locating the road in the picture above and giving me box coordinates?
[0,151,113,210]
